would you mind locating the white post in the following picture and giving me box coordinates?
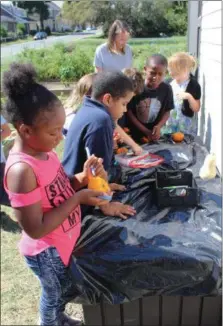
[187,1,199,57]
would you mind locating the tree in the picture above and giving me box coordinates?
[17,23,26,36]
[164,1,188,36]
[0,25,8,38]
[62,0,104,27]
[15,1,50,30]
[61,0,187,37]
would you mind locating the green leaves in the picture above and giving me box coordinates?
[61,0,187,37]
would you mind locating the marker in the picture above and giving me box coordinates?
[162,185,188,190]
[85,147,96,176]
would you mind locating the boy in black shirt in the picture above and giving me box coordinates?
[127,54,174,142]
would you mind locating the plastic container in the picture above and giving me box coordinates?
[155,171,200,208]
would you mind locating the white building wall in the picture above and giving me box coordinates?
[197,1,222,172]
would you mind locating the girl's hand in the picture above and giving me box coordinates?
[109,183,126,191]
[76,189,108,206]
[176,91,190,100]
[100,202,136,220]
[131,143,143,156]
[83,155,107,180]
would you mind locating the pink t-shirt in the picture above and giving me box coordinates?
[4,151,81,266]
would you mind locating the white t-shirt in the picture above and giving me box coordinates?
[63,112,76,137]
[94,43,133,71]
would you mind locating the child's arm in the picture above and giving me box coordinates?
[177,92,200,113]
[6,163,106,239]
[1,122,11,140]
[152,111,170,140]
[127,110,151,137]
[115,124,143,155]
[95,67,103,73]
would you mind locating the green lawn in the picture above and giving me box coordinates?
[1,36,34,46]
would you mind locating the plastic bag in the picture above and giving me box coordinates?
[115,150,164,168]
[70,136,222,305]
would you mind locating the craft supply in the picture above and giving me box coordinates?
[115,150,164,168]
[85,147,96,176]
[199,153,217,180]
[85,147,112,201]
[162,185,189,190]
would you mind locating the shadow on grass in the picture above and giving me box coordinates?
[1,211,21,233]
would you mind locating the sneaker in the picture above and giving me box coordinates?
[58,312,82,326]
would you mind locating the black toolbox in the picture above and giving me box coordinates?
[155,170,200,208]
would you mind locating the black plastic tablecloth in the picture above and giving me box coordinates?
[70,136,222,304]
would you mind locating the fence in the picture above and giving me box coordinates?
[83,296,222,326]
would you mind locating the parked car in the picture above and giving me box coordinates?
[74,26,83,33]
[33,32,47,40]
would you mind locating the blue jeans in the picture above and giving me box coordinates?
[25,247,78,326]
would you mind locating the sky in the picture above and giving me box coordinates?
[53,1,63,8]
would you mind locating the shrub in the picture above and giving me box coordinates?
[2,36,186,83]
[45,26,51,36]
[0,25,7,38]
[16,43,93,82]
[17,23,26,36]
[7,32,17,39]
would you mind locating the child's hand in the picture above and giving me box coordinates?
[152,125,161,140]
[100,202,136,219]
[131,143,143,156]
[176,91,190,100]
[83,155,107,180]
[76,189,108,206]
[113,132,124,143]
[109,183,126,191]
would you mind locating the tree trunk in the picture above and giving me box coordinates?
[40,17,44,31]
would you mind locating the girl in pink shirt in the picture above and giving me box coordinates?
[2,63,107,326]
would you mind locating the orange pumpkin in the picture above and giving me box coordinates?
[172,132,184,142]
[123,127,130,134]
[116,147,128,154]
[141,136,150,144]
[88,176,111,193]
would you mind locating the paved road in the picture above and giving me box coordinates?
[1,33,96,59]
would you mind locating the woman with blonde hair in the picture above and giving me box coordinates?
[63,73,97,136]
[94,20,132,72]
[163,52,201,136]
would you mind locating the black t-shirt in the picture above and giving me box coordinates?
[182,75,201,117]
[165,74,201,118]
[127,82,174,132]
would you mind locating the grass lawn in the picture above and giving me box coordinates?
[1,36,34,46]
[1,35,187,325]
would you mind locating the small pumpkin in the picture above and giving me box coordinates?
[116,147,128,154]
[172,132,184,142]
[88,176,111,193]
[123,127,130,134]
[141,136,150,144]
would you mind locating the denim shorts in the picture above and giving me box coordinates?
[25,247,78,325]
